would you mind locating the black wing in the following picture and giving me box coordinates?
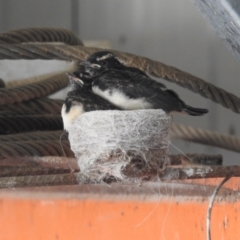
[94,69,184,112]
[66,89,119,112]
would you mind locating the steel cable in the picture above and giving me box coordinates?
[5,71,66,88]
[0,28,239,185]
[0,43,82,60]
[171,123,240,153]
[0,115,63,134]
[0,140,74,157]
[0,98,63,115]
[115,50,240,114]
[0,43,239,114]
[0,28,83,45]
[0,130,67,142]
[0,120,239,155]
[0,73,68,106]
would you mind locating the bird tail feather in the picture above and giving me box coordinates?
[183,104,208,116]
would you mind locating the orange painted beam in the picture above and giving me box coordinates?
[0,179,239,240]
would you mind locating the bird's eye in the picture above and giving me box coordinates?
[101,60,106,65]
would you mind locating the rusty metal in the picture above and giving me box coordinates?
[0,115,63,134]
[0,173,83,189]
[0,43,239,114]
[0,156,79,177]
[123,161,240,181]
[0,28,83,45]
[171,123,240,153]
[158,165,240,180]
[0,166,76,178]
[0,130,67,142]
[0,165,239,189]
[170,154,222,166]
[0,153,218,177]
[0,73,68,106]
[0,140,73,157]
[0,98,63,115]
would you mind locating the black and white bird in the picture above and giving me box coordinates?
[78,51,208,116]
[61,73,118,131]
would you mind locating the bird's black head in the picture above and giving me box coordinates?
[81,51,124,76]
[66,72,92,91]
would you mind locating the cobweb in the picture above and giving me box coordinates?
[68,109,171,182]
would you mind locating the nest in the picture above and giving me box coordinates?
[67,109,171,182]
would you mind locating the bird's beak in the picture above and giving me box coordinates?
[80,61,101,69]
[80,61,90,67]
[66,73,84,86]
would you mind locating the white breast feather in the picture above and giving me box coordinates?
[61,104,84,131]
[92,86,152,110]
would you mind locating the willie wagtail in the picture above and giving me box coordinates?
[77,51,208,116]
[61,73,119,131]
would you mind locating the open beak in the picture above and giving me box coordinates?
[80,61,101,69]
[66,73,84,86]
[80,61,90,67]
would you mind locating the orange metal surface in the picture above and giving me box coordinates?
[0,178,239,240]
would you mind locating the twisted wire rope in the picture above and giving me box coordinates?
[0,114,63,134]
[0,28,83,45]
[1,122,238,154]
[171,123,240,153]
[0,140,73,157]
[0,98,63,115]
[0,28,239,184]
[0,43,239,114]
[0,130,67,142]
[5,71,69,88]
[0,73,68,106]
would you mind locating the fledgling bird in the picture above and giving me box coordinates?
[77,51,208,116]
[61,73,119,131]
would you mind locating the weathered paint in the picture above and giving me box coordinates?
[0,178,239,240]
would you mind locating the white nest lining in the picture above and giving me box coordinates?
[67,109,171,181]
